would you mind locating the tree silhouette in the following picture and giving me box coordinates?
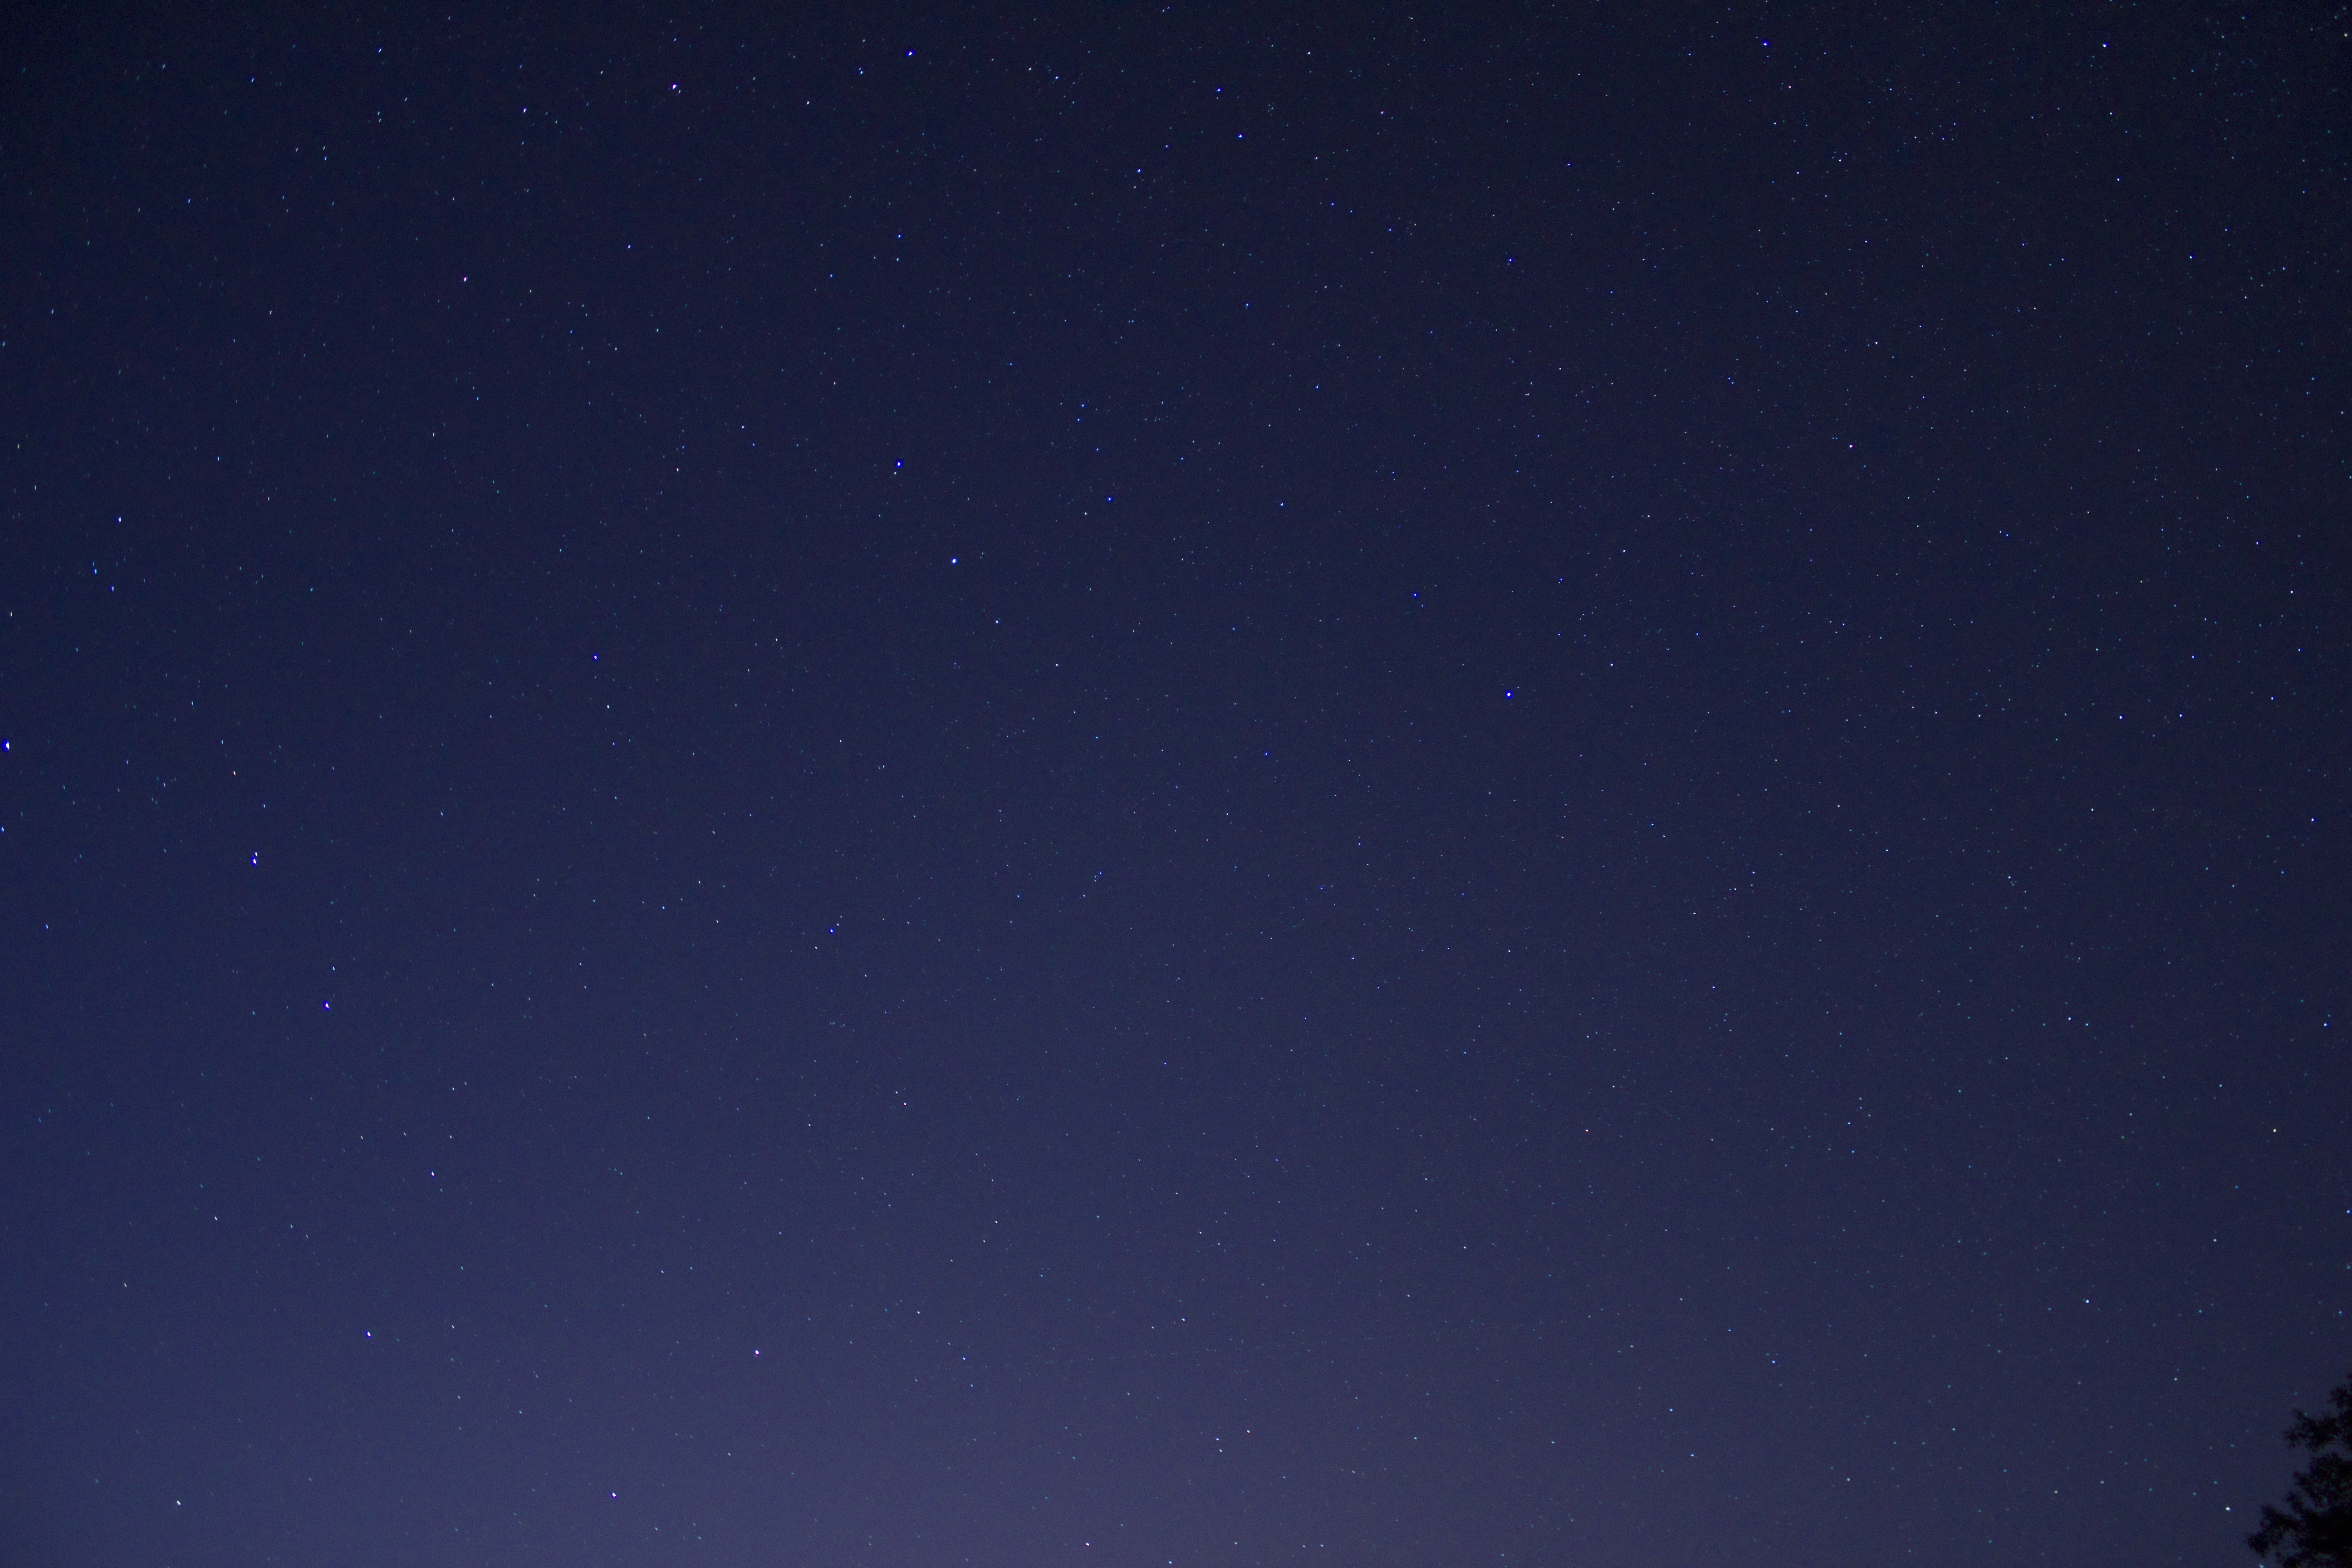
[2250,1372,2352,1567]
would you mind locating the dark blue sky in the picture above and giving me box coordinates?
[3,4,2345,1564]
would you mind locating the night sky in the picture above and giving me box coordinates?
[3,5,2346,1565]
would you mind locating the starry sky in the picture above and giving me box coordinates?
[2,4,2346,1565]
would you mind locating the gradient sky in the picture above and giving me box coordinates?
[3,4,2346,1565]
